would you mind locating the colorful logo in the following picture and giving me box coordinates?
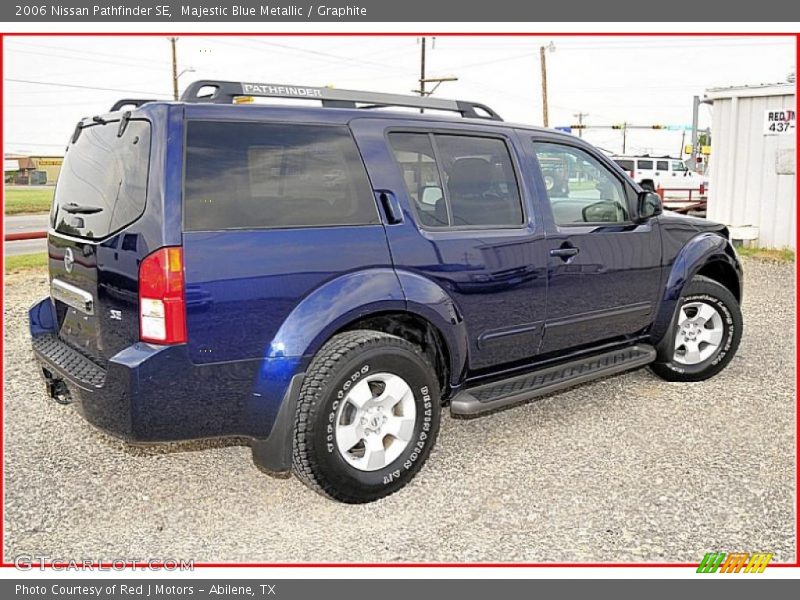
[697,552,773,573]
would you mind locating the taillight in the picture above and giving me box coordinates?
[138,246,187,344]
[699,182,706,195]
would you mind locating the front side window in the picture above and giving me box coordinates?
[672,160,688,172]
[388,132,524,228]
[184,122,379,231]
[533,142,630,226]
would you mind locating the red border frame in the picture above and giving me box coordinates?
[1,30,798,571]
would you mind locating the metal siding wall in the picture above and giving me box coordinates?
[707,91,796,249]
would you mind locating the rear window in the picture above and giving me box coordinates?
[184,121,379,231]
[614,159,634,171]
[53,119,151,240]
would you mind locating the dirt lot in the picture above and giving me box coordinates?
[3,257,796,564]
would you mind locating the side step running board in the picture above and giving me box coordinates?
[450,344,656,417]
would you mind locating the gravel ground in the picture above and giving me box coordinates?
[3,257,796,563]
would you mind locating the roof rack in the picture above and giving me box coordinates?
[178,80,503,121]
[110,98,158,112]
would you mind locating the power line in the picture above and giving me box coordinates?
[5,141,68,147]
[573,112,589,137]
[7,47,170,72]
[6,78,169,97]
[6,39,172,68]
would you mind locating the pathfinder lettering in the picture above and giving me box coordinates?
[242,83,323,97]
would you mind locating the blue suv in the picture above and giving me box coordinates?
[29,81,743,503]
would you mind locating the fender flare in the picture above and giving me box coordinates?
[650,232,741,346]
[265,268,469,388]
[266,268,406,360]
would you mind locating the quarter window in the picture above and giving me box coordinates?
[614,159,635,172]
[533,142,630,226]
[388,133,524,228]
[184,122,379,231]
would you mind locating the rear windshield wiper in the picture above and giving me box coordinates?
[61,202,103,215]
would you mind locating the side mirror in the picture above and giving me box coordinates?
[421,186,443,206]
[637,190,663,220]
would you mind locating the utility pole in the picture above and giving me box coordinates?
[414,37,456,101]
[170,37,179,101]
[540,42,555,127]
[690,95,700,169]
[418,36,427,114]
[573,112,588,138]
[540,46,549,127]
[622,122,627,154]
[419,37,427,98]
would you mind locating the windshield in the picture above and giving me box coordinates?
[53,119,151,240]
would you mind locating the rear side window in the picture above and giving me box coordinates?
[388,132,524,228]
[53,119,151,240]
[614,159,634,172]
[656,160,669,170]
[637,160,653,170]
[184,122,379,231]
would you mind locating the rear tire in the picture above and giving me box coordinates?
[292,330,441,503]
[650,275,742,382]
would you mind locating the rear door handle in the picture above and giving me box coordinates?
[549,246,580,260]
[376,190,403,225]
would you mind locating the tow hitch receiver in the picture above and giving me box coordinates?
[43,369,72,405]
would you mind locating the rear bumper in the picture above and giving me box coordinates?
[28,297,302,457]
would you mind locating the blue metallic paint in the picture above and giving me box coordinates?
[182,227,395,364]
[30,101,742,455]
[349,118,550,371]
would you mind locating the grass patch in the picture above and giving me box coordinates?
[4,187,54,215]
[736,246,795,262]
[5,252,47,274]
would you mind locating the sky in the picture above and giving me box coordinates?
[4,35,796,157]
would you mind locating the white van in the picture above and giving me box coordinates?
[611,155,707,196]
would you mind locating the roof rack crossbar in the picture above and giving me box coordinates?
[179,80,503,121]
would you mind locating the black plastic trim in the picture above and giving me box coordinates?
[251,372,306,474]
[451,344,656,416]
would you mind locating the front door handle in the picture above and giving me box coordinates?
[549,245,580,260]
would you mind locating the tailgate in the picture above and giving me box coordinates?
[47,114,153,364]
[48,233,141,365]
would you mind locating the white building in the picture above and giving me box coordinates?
[705,82,796,249]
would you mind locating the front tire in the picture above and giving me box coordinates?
[292,330,441,503]
[650,275,742,382]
